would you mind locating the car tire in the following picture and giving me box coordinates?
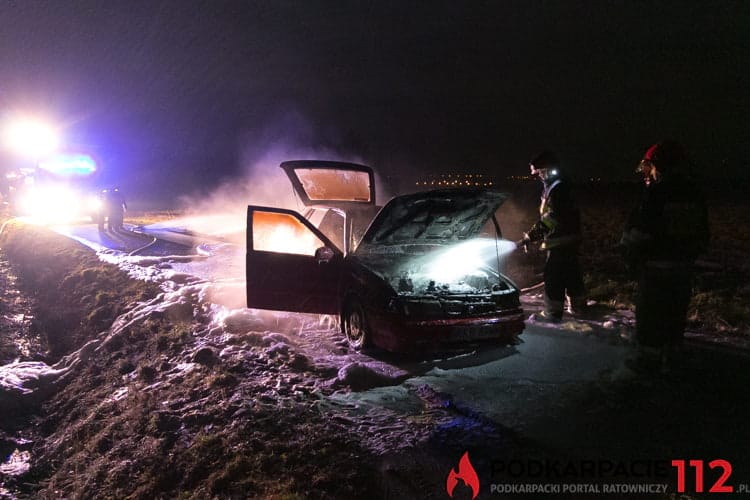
[343,299,371,351]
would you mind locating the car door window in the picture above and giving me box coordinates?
[252,210,325,256]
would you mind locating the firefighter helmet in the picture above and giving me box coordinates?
[641,140,685,173]
[529,150,561,180]
[529,151,559,171]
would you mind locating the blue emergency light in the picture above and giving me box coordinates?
[38,153,97,176]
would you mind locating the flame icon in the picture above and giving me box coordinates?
[446,451,480,499]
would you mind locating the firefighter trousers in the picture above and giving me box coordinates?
[543,246,585,318]
[635,262,692,348]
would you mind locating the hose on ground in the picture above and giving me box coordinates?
[128,236,158,256]
[0,217,20,238]
[520,281,545,294]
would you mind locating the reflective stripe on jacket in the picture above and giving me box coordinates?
[527,179,582,250]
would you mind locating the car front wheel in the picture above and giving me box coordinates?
[343,299,370,351]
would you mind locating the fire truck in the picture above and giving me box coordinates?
[3,152,103,223]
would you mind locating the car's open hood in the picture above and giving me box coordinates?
[280,160,375,209]
[357,188,508,249]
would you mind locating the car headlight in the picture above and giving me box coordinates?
[88,196,103,212]
[18,186,88,222]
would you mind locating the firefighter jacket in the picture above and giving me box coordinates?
[526,178,582,250]
[620,172,709,270]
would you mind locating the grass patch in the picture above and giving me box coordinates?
[124,210,183,226]
[0,220,161,357]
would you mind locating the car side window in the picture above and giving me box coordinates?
[252,210,325,256]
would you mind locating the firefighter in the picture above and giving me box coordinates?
[106,187,127,232]
[95,188,108,231]
[621,141,709,371]
[521,151,586,322]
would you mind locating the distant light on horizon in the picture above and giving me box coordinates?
[414,172,496,187]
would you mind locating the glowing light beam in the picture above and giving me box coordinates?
[422,238,517,283]
[2,118,60,158]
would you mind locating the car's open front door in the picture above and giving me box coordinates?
[246,206,343,315]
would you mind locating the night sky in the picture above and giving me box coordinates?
[0,1,747,201]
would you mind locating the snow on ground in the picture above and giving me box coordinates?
[6,215,748,500]
[2,217,419,405]
[0,215,643,469]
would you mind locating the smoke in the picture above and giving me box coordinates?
[493,185,545,288]
[496,198,536,242]
[178,109,377,217]
[168,108,383,304]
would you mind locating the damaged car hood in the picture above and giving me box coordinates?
[357,188,508,250]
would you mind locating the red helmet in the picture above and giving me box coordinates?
[642,141,685,172]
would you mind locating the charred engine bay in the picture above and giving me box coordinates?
[356,242,520,316]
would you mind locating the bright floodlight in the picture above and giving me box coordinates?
[423,238,517,283]
[2,118,60,157]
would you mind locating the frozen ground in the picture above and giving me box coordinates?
[1,216,748,498]
[39,217,641,451]
[46,217,746,438]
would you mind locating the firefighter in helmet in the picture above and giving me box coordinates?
[106,186,127,232]
[621,140,709,371]
[95,188,108,231]
[521,151,586,322]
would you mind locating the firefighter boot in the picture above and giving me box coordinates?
[566,295,589,317]
[531,310,562,324]
[532,295,563,323]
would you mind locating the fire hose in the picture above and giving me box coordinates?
[0,217,20,237]
[515,238,545,294]
[520,281,545,294]
[128,235,158,256]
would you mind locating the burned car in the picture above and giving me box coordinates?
[246,161,524,353]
